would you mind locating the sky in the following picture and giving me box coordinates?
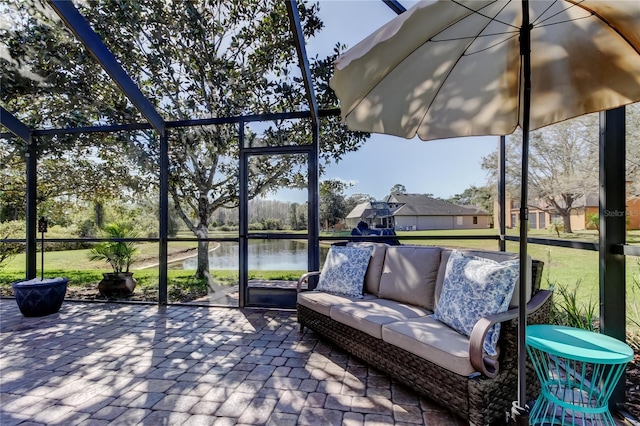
[271,0,499,203]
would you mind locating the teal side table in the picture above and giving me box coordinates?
[526,325,633,425]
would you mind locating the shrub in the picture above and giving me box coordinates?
[262,218,283,230]
[42,225,92,251]
[550,219,564,237]
[551,280,598,331]
[586,213,599,231]
[132,215,159,238]
[77,219,98,238]
[0,221,24,270]
[249,222,265,231]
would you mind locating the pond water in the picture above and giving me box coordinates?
[173,239,328,271]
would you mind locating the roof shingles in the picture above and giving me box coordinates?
[385,193,489,216]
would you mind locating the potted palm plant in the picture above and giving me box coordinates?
[88,221,139,297]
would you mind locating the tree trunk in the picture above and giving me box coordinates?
[563,213,573,233]
[194,224,210,279]
[546,196,575,234]
[94,200,105,229]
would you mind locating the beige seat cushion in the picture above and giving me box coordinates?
[297,291,376,316]
[330,298,430,339]
[435,249,532,309]
[347,242,389,296]
[378,245,442,310]
[382,316,477,377]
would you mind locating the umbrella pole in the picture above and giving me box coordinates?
[512,0,532,424]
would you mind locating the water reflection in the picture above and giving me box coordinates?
[173,239,327,270]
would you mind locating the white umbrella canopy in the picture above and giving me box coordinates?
[330,0,640,142]
[329,0,640,420]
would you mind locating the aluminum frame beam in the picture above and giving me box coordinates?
[1,109,341,139]
[383,0,407,15]
[285,0,321,277]
[239,121,248,308]
[286,0,319,127]
[0,107,31,142]
[498,135,506,252]
[599,107,627,407]
[25,137,37,279]
[307,125,321,276]
[48,0,165,137]
[158,131,169,305]
[0,108,37,278]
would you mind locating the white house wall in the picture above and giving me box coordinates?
[396,216,452,230]
[394,217,418,230]
[395,215,489,230]
[419,216,454,230]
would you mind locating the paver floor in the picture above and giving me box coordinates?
[0,300,465,425]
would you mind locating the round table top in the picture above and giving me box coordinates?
[526,324,633,364]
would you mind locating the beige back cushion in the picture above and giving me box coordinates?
[378,246,442,310]
[346,242,389,296]
[435,249,532,309]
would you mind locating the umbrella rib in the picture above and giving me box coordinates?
[414,1,519,136]
[432,30,519,43]
[451,0,519,30]
[430,31,520,57]
[531,0,595,30]
[531,0,565,26]
[436,2,519,56]
[463,33,519,56]
[430,1,515,45]
[534,15,591,29]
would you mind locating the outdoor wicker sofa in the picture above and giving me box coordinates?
[296,243,552,426]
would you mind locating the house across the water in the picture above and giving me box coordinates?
[346,193,491,231]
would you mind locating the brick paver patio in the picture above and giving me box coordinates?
[0,300,465,425]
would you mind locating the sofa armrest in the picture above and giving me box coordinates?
[469,289,552,378]
[297,271,321,292]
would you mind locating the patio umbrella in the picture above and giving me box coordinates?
[329,0,640,420]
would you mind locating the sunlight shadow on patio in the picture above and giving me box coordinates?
[0,300,463,425]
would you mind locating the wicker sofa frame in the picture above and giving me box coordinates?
[297,259,552,426]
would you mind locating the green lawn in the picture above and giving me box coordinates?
[3,229,638,294]
[1,229,638,334]
[392,228,640,336]
[394,228,640,298]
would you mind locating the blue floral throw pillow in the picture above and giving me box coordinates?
[433,250,519,356]
[315,246,374,298]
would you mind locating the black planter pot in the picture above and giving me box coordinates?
[12,277,68,317]
[98,272,136,297]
